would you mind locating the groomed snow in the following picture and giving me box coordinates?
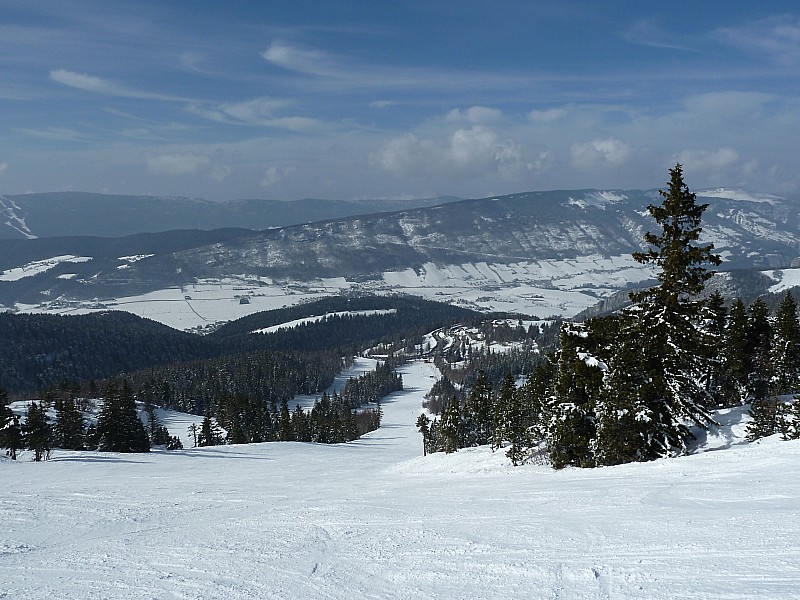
[2,360,799,599]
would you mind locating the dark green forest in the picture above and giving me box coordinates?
[0,295,482,394]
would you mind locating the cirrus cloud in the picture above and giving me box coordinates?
[50,69,184,101]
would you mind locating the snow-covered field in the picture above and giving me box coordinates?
[0,255,92,282]
[2,360,799,599]
[13,255,656,330]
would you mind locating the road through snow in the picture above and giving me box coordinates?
[2,360,800,599]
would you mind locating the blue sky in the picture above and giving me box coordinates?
[2,0,799,200]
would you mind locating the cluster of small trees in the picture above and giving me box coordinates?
[419,165,800,468]
[0,379,186,460]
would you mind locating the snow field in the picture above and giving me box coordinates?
[14,255,658,330]
[2,360,800,599]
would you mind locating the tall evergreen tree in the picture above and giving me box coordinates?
[24,401,52,461]
[721,298,751,405]
[621,164,720,456]
[771,291,800,394]
[546,323,602,468]
[0,386,15,458]
[416,413,431,456]
[493,373,529,465]
[439,396,463,453]
[465,370,493,446]
[703,291,728,406]
[1,387,23,460]
[746,298,773,401]
[746,397,781,441]
[3,415,23,460]
[278,398,294,441]
[592,312,658,465]
[54,396,85,450]
[96,380,150,453]
[197,410,223,447]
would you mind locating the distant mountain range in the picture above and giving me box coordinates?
[1,187,798,320]
[0,192,460,239]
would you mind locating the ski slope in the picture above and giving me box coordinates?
[2,360,800,599]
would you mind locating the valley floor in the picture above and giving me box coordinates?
[2,360,799,599]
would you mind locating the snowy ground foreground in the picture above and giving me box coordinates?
[3,361,800,600]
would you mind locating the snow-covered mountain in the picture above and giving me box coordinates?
[0,192,459,240]
[3,187,800,325]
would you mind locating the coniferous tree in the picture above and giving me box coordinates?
[517,358,555,443]
[623,164,720,455]
[197,411,223,447]
[96,380,150,453]
[24,402,52,461]
[54,396,85,450]
[546,323,602,468]
[771,291,800,394]
[465,371,493,446]
[746,298,773,402]
[438,397,463,453]
[703,291,728,406]
[746,397,780,441]
[1,387,23,460]
[0,387,16,458]
[278,399,294,441]
[721,298,751,405]
[416,413,431,456]
[493,373,529,465]
[3,415,23,460]
[592,312,656,465]
[779,397,800,440]
[292,404,311,442]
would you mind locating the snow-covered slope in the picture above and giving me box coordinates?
[2,360,799,600]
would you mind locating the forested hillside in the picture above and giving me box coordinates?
[0,296,481,394]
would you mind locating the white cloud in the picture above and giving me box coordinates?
[210,164,232,183]
[372,126,528,179]
[260,165,294,188]
[571,137,632,169]
[145,152,210,176]
[675,148,739,172]
[446,106,503,124]
[0,162,7,176]
[261,40,334,76]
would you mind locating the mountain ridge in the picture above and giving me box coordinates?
[0,192,461,240]
[3,187,799,322]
